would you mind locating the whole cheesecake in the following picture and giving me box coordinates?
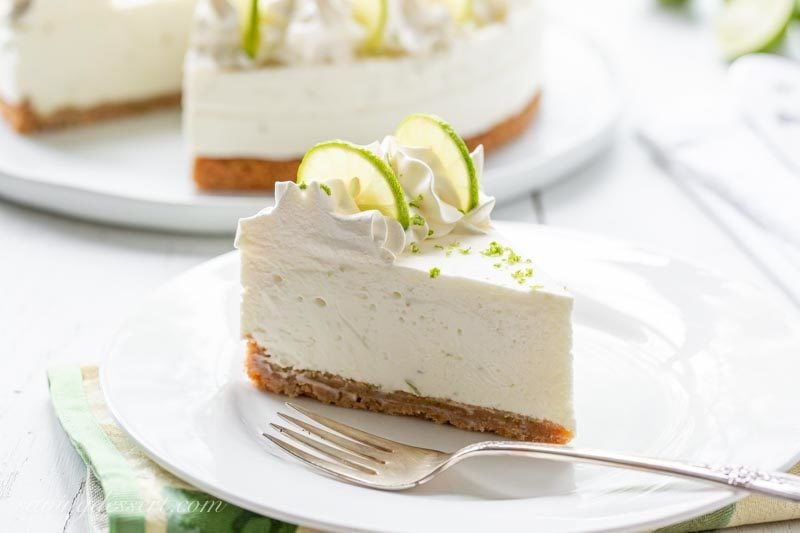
[0,0,196,133]
[186,0,543,191]
[236,114,574,443]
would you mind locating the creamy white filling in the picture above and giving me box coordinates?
[0,0,196,114]
[236,178,574,429]
[185,0,542,159]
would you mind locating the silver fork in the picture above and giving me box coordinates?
[264,402,800,501]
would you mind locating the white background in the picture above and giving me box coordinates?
[1,0,798,530]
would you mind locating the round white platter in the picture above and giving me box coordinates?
[102,222,800,532]
[0,27,619,234]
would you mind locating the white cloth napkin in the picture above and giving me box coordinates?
[638,54,800,307]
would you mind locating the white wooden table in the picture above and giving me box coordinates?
[1,1,798,531]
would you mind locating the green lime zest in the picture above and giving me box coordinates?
[404,379,421,395]
[481,241,505,257]
[511,268,534,285]
[429,267,441,279]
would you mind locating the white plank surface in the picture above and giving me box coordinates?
[0,1,798,531]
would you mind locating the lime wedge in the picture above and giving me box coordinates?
[240,0,260,59]
[350,0,387,51]
[715,0,795,59]
[394,114,479,212]
[297,140,410,229]
[442,0,472,23]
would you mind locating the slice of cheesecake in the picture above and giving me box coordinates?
[0,0,196,133]
[236,114,574,443]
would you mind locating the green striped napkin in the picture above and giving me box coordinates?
[48,365,800,533]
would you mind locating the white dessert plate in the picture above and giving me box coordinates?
[0,26,619,234]
[102,222,800,533]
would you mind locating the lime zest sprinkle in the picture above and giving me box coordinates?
[459,247,471,255]
[429,267,441,279]
[405,379,421,395]
[410,242,420,254]
[511,268,534,285]
[448,241,461,249]
[481,241,533,270]
[298,182,307,190]
[408,193,424,209]
[410,214,426,226]
[434,244,444,250]
[427,229,434,237]
[481,241,505,257]
[319,183,332,196]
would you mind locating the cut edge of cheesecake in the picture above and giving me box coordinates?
[0,93,181,134]
[192,91,542,191]
[246,338,574,444]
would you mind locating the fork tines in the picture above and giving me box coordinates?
[264,402,394,482]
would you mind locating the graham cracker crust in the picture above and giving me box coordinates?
[193,91,542,191]
[246,339,572,444]
[0,93,181,134]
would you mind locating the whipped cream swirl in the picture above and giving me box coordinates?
[380,0,453,55]
[275,136,494,258]
[192,0,514,66]
[191,0,243,67]
[263,0,365,64]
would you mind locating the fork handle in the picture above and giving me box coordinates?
[457,442,800,501]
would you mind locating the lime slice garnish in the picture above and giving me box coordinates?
[394,113,479,212]
[240,0,260,59]
[297,140,410,229]
[235,0,287,59]
[442,0,472,23]
[350,0,387,51]
[715,0,795,59]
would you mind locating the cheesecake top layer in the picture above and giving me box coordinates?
[192,0,529,67]
[236,134,566,296]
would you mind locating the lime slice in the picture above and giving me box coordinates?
[297,140,410,229]
[394,114,478,212]
[239,0,260,59]
[442,0,472,23]
[350,0,387,51]
[235,0,287,59]
[715,0,795,59]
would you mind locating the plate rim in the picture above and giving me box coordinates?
[100,222,800,532]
